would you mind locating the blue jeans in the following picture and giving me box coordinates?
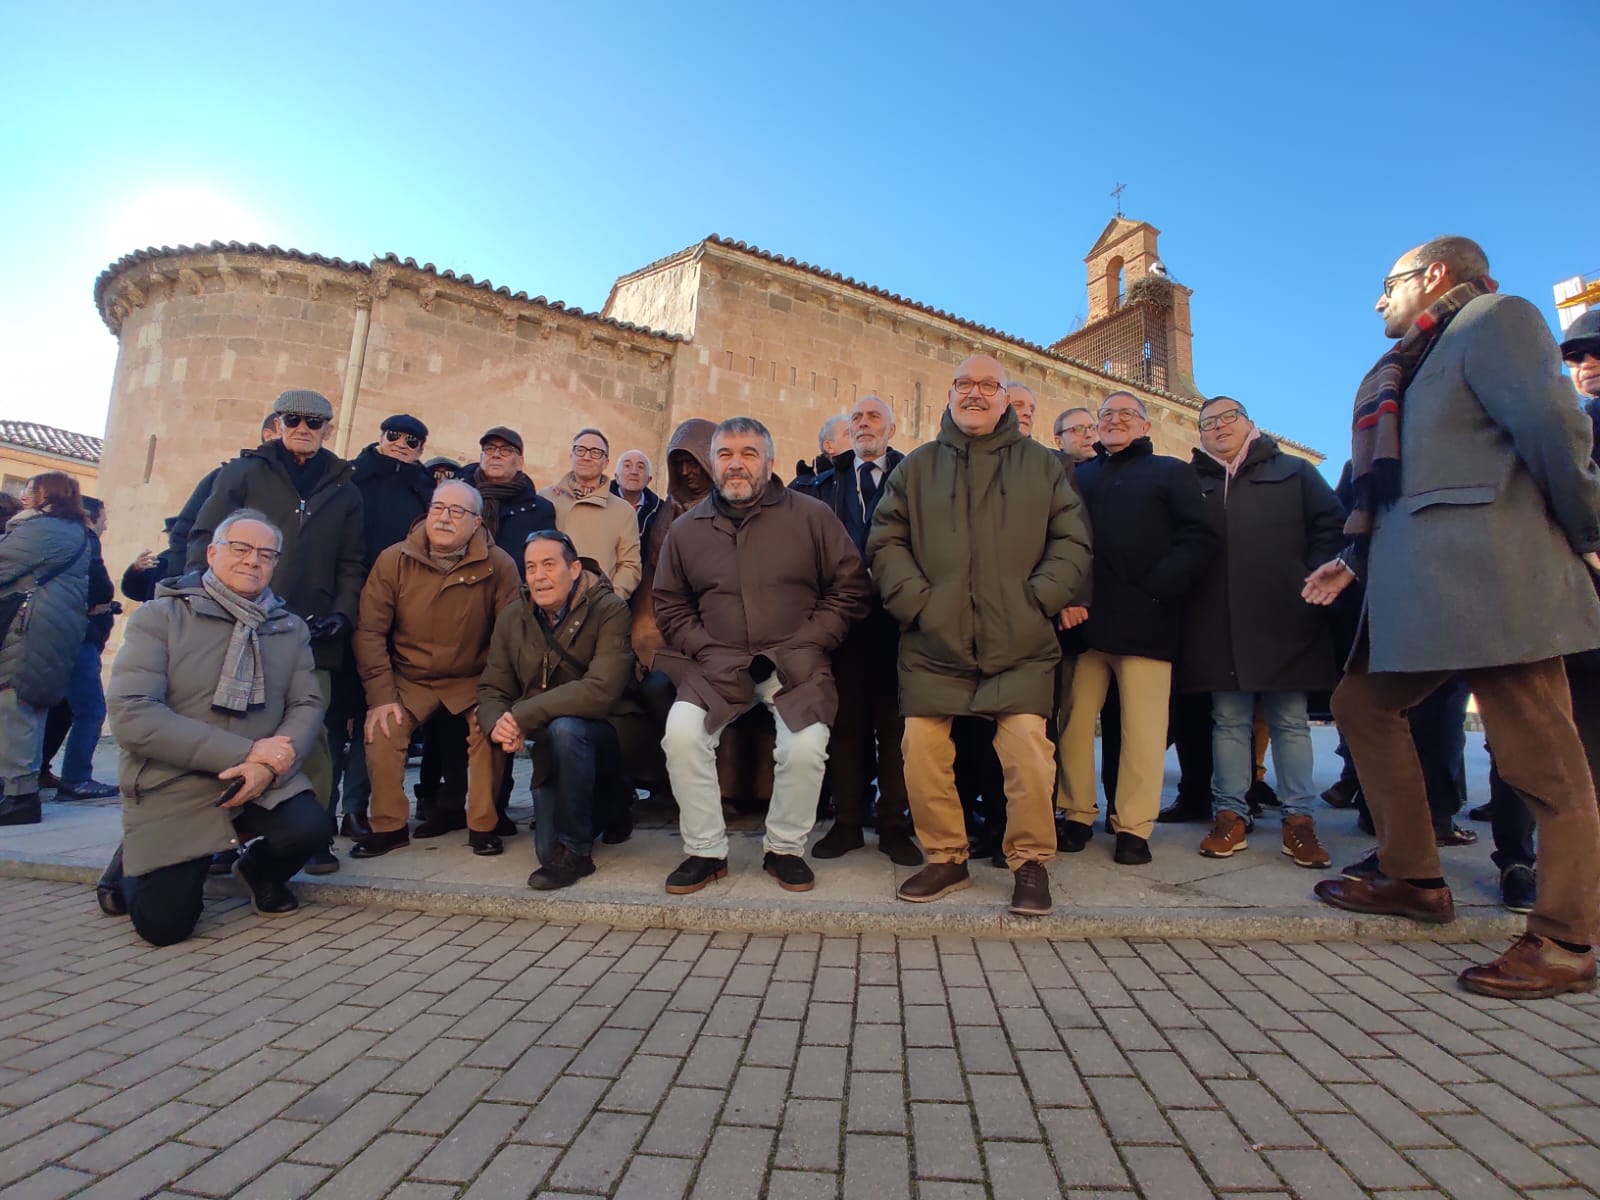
[60,642,108,788]
[532,717,625,861]
[1212,691,1314,819]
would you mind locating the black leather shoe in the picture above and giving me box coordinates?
[338,812,371,839]
[1058,819,1094,853]
[528,845,595,891]
[96,845,127,917]
[302,843,340,875]
[470,831,503,857]
[0,792,41,826]
[233,854,299,916]
[495,814,519,837]
[1114,833,1152,865]
[350,828,410,859]
[601,811,633,845]
[1247,780,1280,810]
[414,813,468,839]
[764,852,815,892]
[1469,801,1492,822]
[208,848,239,875]
[665,855,729,895]
[813,822,866,859]
[1156,798,1213,824]
[1435,824,1479,847]
[877,829,925,867]
[1321,778,1361,810]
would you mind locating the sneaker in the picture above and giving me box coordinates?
[1341,851,1382,882]
[302,843,340,875]
[764,852,815,892]
[414,813,467,839]
[349,828,410,859]
[1500,863,1537,914]
[1281,815,1331,869]
[1009,861,1053,916]
[232,855,299,916]
[528,844,595,891]
[469,831,504,857]
[1058,818,1094,853]
[665,856,728,895]
[1114,832,1152,866]
[812,821,865,859]
[1199,811,1250,858]
[896,861,972,903]
[877,829,925,867]
[56,779,119,800]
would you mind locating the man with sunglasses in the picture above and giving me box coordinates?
[186,389,367,873]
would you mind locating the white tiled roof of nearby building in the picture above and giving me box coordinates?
[0,420,103,464]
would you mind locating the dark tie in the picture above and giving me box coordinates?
[859,461,881,523]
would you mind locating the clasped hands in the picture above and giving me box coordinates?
[217,734,296,807]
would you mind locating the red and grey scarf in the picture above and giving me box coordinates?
[1343,275,1498,541]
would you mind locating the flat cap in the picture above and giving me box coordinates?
[381,413,429,440]
[272,389,334,419]
[1561,309,1600,360]
[480,426,524,453]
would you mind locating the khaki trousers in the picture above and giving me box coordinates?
[1059,651,1172,840]
[1332,645,1600,947]
[903,714,1056,869]
[368,698,503,835]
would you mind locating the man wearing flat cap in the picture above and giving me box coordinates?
[187,388,366,873]
[458,426,557,562]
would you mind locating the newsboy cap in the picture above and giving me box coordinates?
[1561,309,1600,361]
[480,426,524,454]
[272,389,334,419]
[380,413,429,441]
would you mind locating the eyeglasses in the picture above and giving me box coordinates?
[1198,409,1248,432]
[217,540,280,564]
[572,445,608,460]
[1381,267,1427,297]
[1098,408,1145,424]
[428,502,479,520]
[383,430,422,449]
[1057,423,1095,437]
[482,442,519,458]
[280,413,327,430]
[952,378,1004,398]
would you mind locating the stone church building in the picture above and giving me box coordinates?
[92,217,1316,576]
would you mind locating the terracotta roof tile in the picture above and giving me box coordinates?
[0,420,103,464]
[94,241,369,312]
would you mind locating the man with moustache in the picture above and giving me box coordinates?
[868,355,1091,915]
[349,480,521,858]
[801,394,921,866]
[1306,237,1600,998]
[653,417,871,895]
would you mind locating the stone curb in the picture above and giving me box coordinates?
[0,852,1526,943]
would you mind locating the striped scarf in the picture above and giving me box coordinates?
[202,570,280,714]
[1344,276,1497,541]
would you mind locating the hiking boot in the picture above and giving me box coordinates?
[812,821,865,859]
[1281,815,1331,869]
[1114,833,1152,865]
[877,829,924,867]
[1320,778,1361,810]
[764,852,815,892]
[1500,864,1536,914]
[469,830,504,857]
[1340,851,1382,882]
[1058,818,1094,853]
[232,854,299,916]
[1009,861,1053,916]
[1313,876,1455,924]
[528,844,595,891]
[1199,811,1249,858]
[414,813,467,839]
[1460,934,1597,999]
[665,856,728,895]
[349,828,411,859]
[897,861,972,903]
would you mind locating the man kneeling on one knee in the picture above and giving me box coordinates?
[100,509,327,945]
[351,481,522,858]
[478,530,643,890]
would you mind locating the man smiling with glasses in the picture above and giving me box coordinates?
[540,427,642,599]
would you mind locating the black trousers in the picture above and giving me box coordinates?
[829,606,909,834]
[124,790,325,947]
[421,710,472,818]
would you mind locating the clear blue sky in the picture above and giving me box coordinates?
[3,0,1595,478]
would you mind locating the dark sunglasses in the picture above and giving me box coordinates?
[525,528,576,550]
[281,413,327,430]
[383,429,422,449]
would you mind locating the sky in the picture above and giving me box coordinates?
[3,0,1595,478]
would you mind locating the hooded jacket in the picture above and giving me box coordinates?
[353,523,522,716]
[350,443,436,569]
[631,419,717,670]
[0,509,90,707]
[867,405,1091,718]
[184,440,366,672]
[540,472,643,599]
[107,572,322,876]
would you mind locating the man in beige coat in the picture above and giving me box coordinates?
[541,428,642,599]
[350,481,522,858]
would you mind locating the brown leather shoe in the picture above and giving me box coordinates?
[897,861,971,903]
[1009,861,1053,916]
[1281,815,1331,869]
[1459,933,1598,1000]
[1199,811,1249,858]
[1313,876,1455,924]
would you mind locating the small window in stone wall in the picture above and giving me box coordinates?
[143,435,157,484]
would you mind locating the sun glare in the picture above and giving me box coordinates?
[100,188,273,258]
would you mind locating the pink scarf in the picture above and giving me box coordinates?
[1203,426,1261,499]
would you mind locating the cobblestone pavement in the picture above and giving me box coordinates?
[3,877,1599,1200]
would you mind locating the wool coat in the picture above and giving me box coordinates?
[476,572,643,737]
[349,443,435,570]
[866,406,1092,719]
[185,441,367,672]
[1178,435,1347,694]
[107,572,323,876]
[353,524,522,717]
[653,482,871,734]
[1069,437,1218,664]
[792,446,906,555]
[540,472,643,599]
[0,510,90,707]
[1361,294,1600,671]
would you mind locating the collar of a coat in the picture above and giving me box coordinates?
[1191,435,1286,480]
[352,444,434,493]
[934,403,1026,454]
[611,480,662,520]
[247,442,353,494]
[161,572,298,631]
[524,569,612,643]
[546,471,616,505]
[1103,436,1155,463]
[397,523,495,575]
[685,477,791,529]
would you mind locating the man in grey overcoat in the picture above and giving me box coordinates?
[1305,236,1600,999]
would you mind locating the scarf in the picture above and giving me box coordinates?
[476,472,535,537]
[202,569,278,714]
[1344,276,1497,541]
[1203,427,1262,501]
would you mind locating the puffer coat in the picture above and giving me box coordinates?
[0,509,90,707]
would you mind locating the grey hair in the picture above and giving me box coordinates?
[433,479,484,514]
[617,448,653,476]
[1054,406,1094,434]
[716,416,776,459]
[213,508,284,549]
[1005,382,1036,399]
[816,414,849,451]
[1099,391,1148,417]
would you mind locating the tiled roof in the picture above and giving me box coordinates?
[0,421,103,464]
[94,242,369,312]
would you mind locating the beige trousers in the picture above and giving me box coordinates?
[1058,651,1172,840]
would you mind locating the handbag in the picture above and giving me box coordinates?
[0,530,88,646]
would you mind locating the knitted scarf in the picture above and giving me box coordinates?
[1344,276,1497,541]
[202,569,280,714]
[477,472,535,537]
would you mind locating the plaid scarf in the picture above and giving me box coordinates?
[202,570,281,714]
[1344,276,1497,541]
